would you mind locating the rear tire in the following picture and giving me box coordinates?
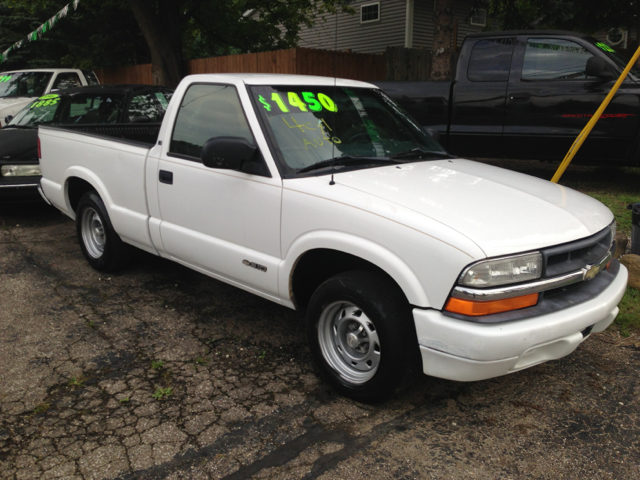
[76,191,133,272]
[306,270,417,403]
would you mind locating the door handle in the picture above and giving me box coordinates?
[509,93,530,102]
[159,170,173,185]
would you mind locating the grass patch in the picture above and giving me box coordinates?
[151,360,164,370]
[33,403,50,414]
[615,288,640,336]
[588,193,639,236]
[152,387,173,400]
[68,376,87,388]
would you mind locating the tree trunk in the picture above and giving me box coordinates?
[126,0,186,87]
[431,0,455,81]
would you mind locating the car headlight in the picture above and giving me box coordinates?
[459,252,542,288]
[1,165,41,177]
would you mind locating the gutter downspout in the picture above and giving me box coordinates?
[405,0,414,48]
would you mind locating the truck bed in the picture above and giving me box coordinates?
[49,123,161,147]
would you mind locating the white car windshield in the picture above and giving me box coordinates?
[0,71,53,98]
[250,85,446,174]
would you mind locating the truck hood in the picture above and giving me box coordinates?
[0,97,33,121]
[332,159,613,257]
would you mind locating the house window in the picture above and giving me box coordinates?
[470,8,487,27]
[361,2,380,23]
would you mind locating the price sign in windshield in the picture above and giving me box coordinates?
[30,94,60,109]
[258,91,337,115]
[0,75,12,83]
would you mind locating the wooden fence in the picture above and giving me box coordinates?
[95,47,386,85]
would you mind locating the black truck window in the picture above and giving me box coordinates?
[522,39,594,80]
[468,38,514,82]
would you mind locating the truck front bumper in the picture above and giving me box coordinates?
[413,263,628,382]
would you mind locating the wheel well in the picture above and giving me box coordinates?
[290,249,406,311]
[67,177,96,213]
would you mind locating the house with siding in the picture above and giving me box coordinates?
[291,0,487,54]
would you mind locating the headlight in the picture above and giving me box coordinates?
[459,252,542,287]
[1,165,41,177]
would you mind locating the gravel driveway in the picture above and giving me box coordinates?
[0,200,638,480]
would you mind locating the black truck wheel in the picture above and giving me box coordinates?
[306,270,417,403]
[76,191,133,272]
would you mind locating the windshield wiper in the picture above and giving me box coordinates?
[297,155,398,174]
[2,124,36,129]
[390,148,454,160]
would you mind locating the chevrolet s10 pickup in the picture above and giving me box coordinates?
[38,74,628,402]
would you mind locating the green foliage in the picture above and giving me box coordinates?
[1,0,353,72]
[615,287,640,336]
[33,402,50,414]
[194,356,209,365]
[68,376,87,387]
[0,0,149,70]
[488,0,640,35]
[152,387,173,400]
[151,360,164,370]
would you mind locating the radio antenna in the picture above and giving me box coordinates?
[329,9,338,186]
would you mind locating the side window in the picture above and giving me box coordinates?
[170,84,254,160]
[52,73,82,90]
[522,39,594,80]
[82,70,100,85]
[468,38,514,82]
[127,92,163,122]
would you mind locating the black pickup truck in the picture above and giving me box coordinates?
[0,84,173,201]
[375,31,640,164]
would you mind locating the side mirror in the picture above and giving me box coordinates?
[201,136,257,171]
[586,57,616,80]
[4,115,13,124]
[131,115,150,123]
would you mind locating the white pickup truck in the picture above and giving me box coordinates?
[0,68,98,126]
[38,74,628,402]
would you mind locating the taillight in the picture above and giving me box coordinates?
[38,137,41,159]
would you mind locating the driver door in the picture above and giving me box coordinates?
[153,83,282,301]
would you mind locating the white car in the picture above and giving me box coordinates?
[38,74,628,402]
[0,68,98,126]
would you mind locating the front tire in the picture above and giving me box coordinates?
[307,271,416,403]
[76,191,133,272]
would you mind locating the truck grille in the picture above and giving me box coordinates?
[541,226,612,278]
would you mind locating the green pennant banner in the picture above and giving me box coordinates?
[1,1,80,63]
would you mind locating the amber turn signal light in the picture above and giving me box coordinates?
[444,293,539,316]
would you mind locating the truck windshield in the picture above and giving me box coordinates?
[588,39,640,81]
[250,86,445,173]
[0,71,53,98]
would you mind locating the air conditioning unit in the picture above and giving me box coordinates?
[606,28,628,49]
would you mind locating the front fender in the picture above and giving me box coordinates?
[279,231,431,308]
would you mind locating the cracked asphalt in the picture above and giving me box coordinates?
[1,200,639,480]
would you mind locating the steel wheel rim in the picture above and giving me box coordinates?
[317,301,381,384]
[81,207,105,259]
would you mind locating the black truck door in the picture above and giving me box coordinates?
[448,36,515,157]
[503,36,640,161]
